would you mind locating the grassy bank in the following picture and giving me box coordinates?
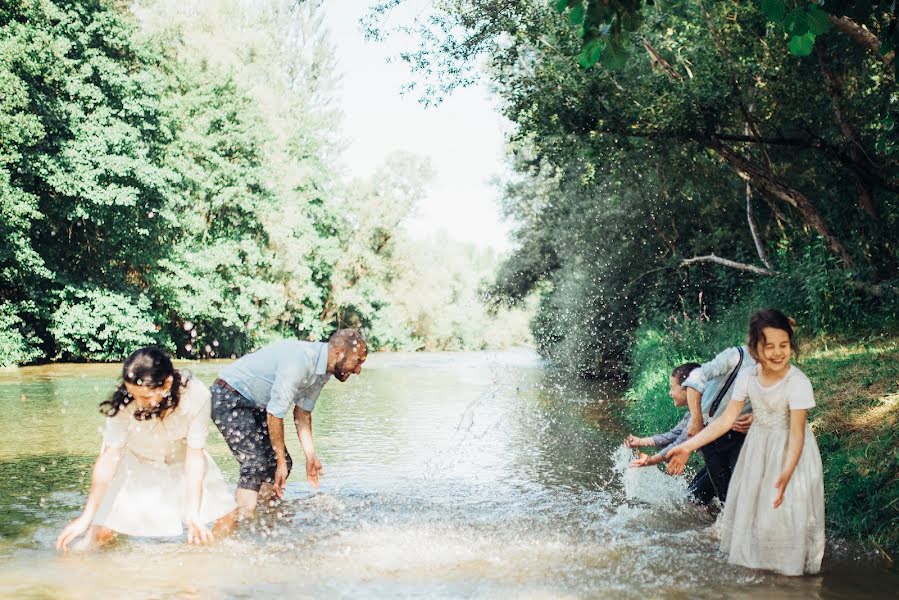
[625,316,899,559]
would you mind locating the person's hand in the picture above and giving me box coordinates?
[185,516,214,545]
[687,419,704,438]
[56,514,91,553]
[773,472,790,508]
[273,460,289,498]
[630,452,650,467]
[666,446,691,475]
[306,456,323,488]
[624,434,644,448]
[731,413,753,433]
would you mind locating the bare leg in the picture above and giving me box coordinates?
[235,488,259,513]
[257,482,279,507]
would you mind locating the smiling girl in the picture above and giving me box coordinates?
[666,309,825,575]
[56,347,238,551]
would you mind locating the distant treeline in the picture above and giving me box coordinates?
[0,0,531,366]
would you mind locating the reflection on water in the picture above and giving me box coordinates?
[0,351,895,599]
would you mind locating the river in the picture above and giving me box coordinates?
[0,352,894,598]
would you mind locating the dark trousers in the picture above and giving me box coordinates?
[698,430,746,503]
[687,466,716,505]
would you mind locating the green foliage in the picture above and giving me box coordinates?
[0,304,43,367]
[760,0,787,23]
[150,66,284,358]
[388,0,898,376]
[553,0,889,65]
[0,0,179,364]
[0,0,531,366]
[50,288,165,362]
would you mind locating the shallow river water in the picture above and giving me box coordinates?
[0,351,895,599]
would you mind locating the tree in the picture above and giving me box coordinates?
[372,0,899,373]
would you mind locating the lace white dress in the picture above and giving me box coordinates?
[91,377,237,536]
[718,365,825,575]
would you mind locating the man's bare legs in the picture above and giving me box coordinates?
[235,488,259,513]
[235,483,280,514]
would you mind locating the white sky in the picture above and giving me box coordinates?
[320,0,513,251]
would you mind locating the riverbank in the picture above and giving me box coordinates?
[625,321,899,561]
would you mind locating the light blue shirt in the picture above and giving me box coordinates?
[682,345,757,423]
[219,341,330,418]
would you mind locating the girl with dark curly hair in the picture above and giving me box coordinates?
[56,347,237,551]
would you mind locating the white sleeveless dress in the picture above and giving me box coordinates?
[719,365,825,575]
[91,378,237,536]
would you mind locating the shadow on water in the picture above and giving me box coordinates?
[0,352,896,598]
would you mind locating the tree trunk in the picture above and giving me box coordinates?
[710,141,854,267]
[745,182,772,270]
[816,45,878,217]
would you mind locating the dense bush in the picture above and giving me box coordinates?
[49,288,165,362]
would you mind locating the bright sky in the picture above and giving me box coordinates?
[320,0,512,251]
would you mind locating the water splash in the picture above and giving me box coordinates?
[612,445,689,507]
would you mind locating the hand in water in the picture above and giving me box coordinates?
[666,446,690,475]
[185,516,214,545]
[273,461,289,498]
[306,457,323,488]
[56,514,91,553]
[731,414,753,433]
[630,452,650,467]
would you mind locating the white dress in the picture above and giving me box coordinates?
[92,377,237,536]
[719,365,825,575]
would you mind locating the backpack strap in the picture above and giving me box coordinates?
[707,346,744,421]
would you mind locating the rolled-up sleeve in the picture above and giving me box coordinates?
[659,426,690,458]
[267,364,316,418]
[684,347,740,393]
[703,347,741,381]
[297,378,326,413]
[652,413,690,448]
[682,367,706,393]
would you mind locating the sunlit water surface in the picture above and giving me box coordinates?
[0,352,894,599]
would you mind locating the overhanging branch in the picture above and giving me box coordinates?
[679,254,776,275]
[830,15,896,69]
